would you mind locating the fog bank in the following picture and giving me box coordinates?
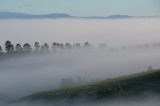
[0,19,160,47]
[1,47,160,99]
[0,19,160,105]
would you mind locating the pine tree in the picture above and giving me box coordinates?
[16,44,23,53]
[5,41,14,53]
[34,42,40,53]
[23,43,32,53]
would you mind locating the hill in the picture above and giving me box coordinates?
[0,12,73,19]
[1,12,159,19]
[13,69,160,104]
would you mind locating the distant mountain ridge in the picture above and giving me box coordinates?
[0,12,159,19]
[0,12,73,19]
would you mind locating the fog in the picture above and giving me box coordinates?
[1,47,160,101]
[4,94,160,106]
[0,19,160,47]
[0,19,160,105]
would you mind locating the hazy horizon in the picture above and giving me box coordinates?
[1,0,159,16]
[0,18,160,49]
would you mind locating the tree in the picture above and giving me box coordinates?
[0,46,4,56]
[60,77,75,88]
[23,43,32,53]
[98,43,107,49]
[73,43,81,49]
[65,43,72,49]
[40,45,45,53]
[16,44,23,53]
[57,43,64,52]
[59,43,64,50]
[84,42,92,48]
[34,42,40,53]
[0,46,2,53]
[5,41,14,53]
[44,43,50,53]
[52,42,57,52]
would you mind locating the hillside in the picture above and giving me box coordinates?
[14,69,160,103]
[0,12,73,19]
[1,12,159,19]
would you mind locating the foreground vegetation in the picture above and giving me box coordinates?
[14,69,160,103]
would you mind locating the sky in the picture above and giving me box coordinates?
[0,0,160,16]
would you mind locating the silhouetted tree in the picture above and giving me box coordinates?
[40,45,45,53]
[84,42,92,48]
[0,46,2,52]
[34,42,40,53]
[16,44,23,53]
[0,41,97,59]
[5,41,14,53]
[98,43,107,49]
[44,43,50,53]
[73,43,81,49]
[59,43,64,50]
[65,43,72,49]
[61,77,75,88]
[0,46,4,56]
[52,42,57,52]
[23,43,32,53]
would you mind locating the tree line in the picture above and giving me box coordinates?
[0,41,98,57]
[1,40,160,58]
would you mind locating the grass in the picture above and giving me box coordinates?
[14,69,160,103]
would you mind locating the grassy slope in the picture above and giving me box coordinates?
[16,69,160,103]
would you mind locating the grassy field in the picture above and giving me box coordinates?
[15,69,160,103]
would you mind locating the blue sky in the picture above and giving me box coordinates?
[0,0,159,16]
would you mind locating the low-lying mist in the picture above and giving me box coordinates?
[1,46,160,99]
[0,18,160,105]
[0,18,160,47]
[5,93,160,106]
